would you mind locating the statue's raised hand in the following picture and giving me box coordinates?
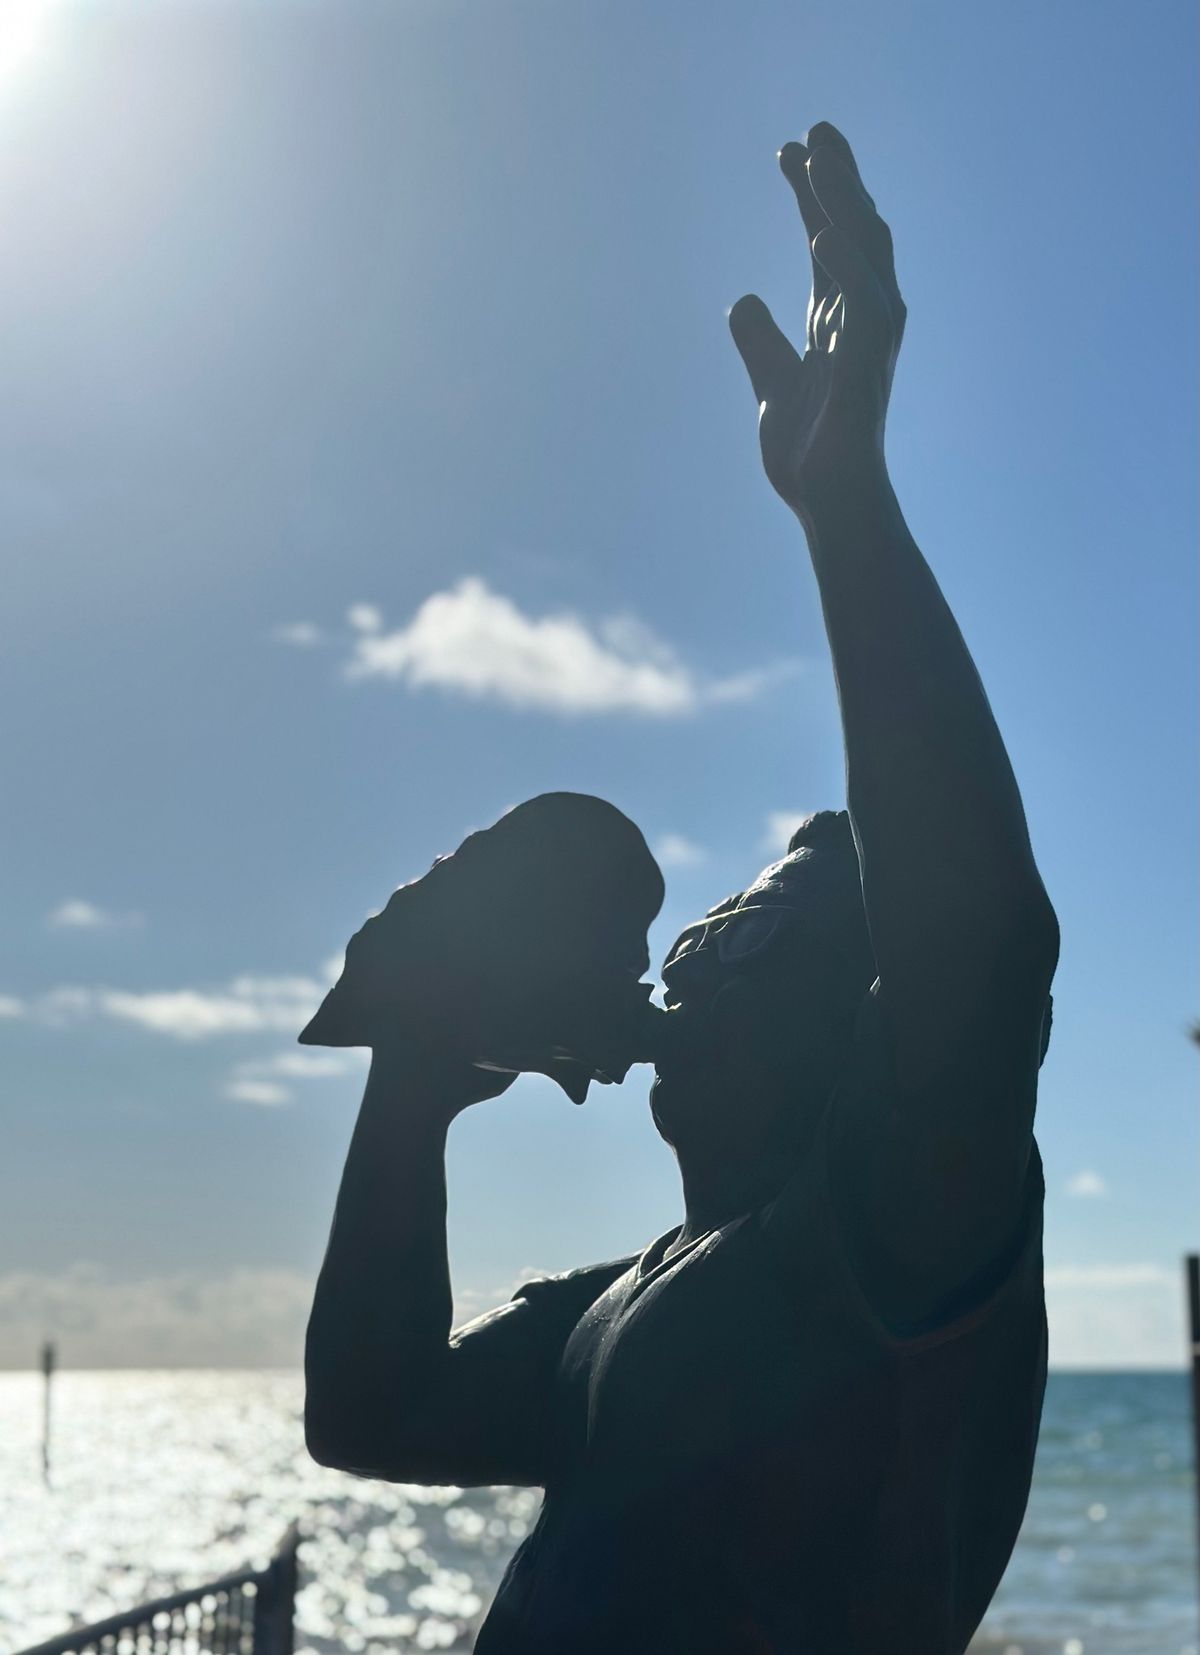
[729,123,905,522]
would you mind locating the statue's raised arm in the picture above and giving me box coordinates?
[729,123,1059,1332]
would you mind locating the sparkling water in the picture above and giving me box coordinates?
[1,1370,1195,1654]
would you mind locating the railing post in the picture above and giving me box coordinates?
[253,1523,299,1654]
[1186,1254,1200,1601]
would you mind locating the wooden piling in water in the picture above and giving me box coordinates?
[40,1338,55,1486]
[1187,1255,1200,1595]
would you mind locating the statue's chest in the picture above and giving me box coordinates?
[553,1223,821,1482]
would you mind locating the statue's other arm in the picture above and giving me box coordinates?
[305,1048,620,1485]
[730,124,1058,1330]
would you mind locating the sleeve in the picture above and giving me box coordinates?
[399,1255,636,1487]
[756,992,1045,1352]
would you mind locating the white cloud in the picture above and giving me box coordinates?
[224,1078,292,1107]
[1044,1262,1184,1369]
[224,1047,365,1106]
[271,621,323,647]
[342,579,799,717]
[703,662,802,705]
[102,977,323,1039]
[509,1266,553,1290]
[22,975,326,1040]
[36,986,96,1024]
[0,995,24,1018]
[48,900,106,929]
[347,602,383,633]
[1065,1169,1109,1198]
[654,833,708,869]
[1044,1264,1172,1290]
[451,1266,559,1331]
[0,1263,315,1368]
[48,899,142,931]
[761,810,814,855]
[248,1050,361,1079]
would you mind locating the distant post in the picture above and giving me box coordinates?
[40,1338,56,1487]
[1187,1256,1200,1591]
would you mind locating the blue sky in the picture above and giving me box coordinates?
[0,0,1195,1367]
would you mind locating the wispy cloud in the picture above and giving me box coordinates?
[224,1078,291,1107]
[21,975,326,1040]
[48,899,143,931]
[249,1049,360,1079]
[346,602,383,633]
[225,1047,364,1106]
[452,1266,557,1333]
[1044,1264,1171,1289]
[271,621,323,647]
[34,987,97,1024]
[1065,1169,1109,1199]
[702,664,801,705]
[336,579,800,717]
[0,1263,315,1368]
[654,833,709,869]
[0,995,23,1019]
[1044,1261,1182,1368]
[103,977,323,1039]
[761,811,814,855]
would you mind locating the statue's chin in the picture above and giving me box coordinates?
[648,1070,694,1146]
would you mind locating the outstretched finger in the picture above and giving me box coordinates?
[778,141,832,347]
[806,147,899,305]
[804,121,875,205]
[728,294,803,405]
[779,141,828,244]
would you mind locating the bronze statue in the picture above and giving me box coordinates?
[304,122,1059,1654]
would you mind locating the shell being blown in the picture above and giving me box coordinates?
[300,793,665,1103]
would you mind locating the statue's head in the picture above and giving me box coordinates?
[652,809,1055,1163]
[651,810,876,1160]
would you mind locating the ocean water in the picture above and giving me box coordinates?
[0,1370,1195,1655]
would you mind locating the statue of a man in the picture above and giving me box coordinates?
[304,122,1059,1654]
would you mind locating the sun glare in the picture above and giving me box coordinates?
[0,0,57,91]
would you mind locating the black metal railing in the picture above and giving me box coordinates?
[15,1524,300,1655]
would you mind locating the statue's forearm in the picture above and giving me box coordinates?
[801,460,1053,964]
[304,1056,457,1465]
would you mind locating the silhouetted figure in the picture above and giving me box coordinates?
[305,123,1059,1655]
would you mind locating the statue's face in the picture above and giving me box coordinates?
[650,878,869,1155]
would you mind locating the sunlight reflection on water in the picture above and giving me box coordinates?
[1,1370,1195,1654]
[0,1371,532,1653]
